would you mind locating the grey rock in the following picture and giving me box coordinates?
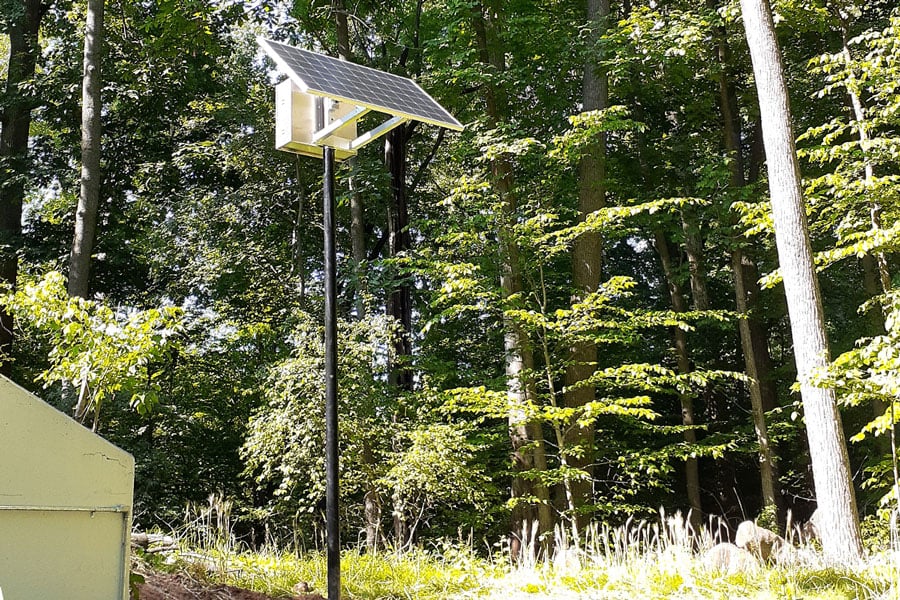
[735,520,785,562]
[702,542,760,573]
[800,508,821,543]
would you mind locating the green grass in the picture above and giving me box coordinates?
[153,543,900,599]
[158,546,499,599]
[150,510,900,599]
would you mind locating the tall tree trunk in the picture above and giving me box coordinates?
[680,208,713,426]
[733,250,780,508]
[385,125,414,395]
[741,259,779,415]
[743,121,779,419]
[833,12,892,297]
[630,89,703,531]
[333,0,351,61]
[0,0,44,373]
[385,0,424,397]
[681,209,709,312]
[562,0,609,533]
[331,4,381,551]
[332,0,369,318]
[709,0,781,510]
[68,0,105,298]
[653,230,703,532]
[502,195,553,557]
[739,0,862,562]
[384,126,413,549]
[349,163,367,316]
[472,1,553,558]
[860,255,890,455]
[833,10,893,449]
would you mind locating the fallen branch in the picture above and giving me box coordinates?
[131,532,177,553]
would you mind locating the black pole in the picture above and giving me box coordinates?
[323,145,340,600]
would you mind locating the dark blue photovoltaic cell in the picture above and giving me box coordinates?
[259,39,463,131]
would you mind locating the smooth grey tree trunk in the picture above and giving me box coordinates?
[562,0,609,532]
[69,0,105,298]
[473,1,553,558]
[739,0,862,562]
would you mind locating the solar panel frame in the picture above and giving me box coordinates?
[259,38,464,132]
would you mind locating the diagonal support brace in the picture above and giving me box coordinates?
[350,116,409,150]
[312,104,371,143]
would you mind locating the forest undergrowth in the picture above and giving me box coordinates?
[138,508,900,600]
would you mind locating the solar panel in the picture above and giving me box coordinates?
[259,38,463,132]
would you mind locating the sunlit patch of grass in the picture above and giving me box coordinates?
[779,567,892,600]
[164,543,900,599]
[182,546,500,599]
[474,555,898,599]
[466,513,900,599]
[155,503,900,599]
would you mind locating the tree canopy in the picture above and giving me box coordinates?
[1,0,898,561]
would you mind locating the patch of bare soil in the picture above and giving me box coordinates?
[135,572,325,600]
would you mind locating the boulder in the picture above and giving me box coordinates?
[702,542,760,573]
[735,520,785,562]
[292,582,325,600]
[771,542,822,568]
[799,508,821,543]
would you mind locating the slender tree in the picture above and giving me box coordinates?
[653,229,703,531]
[680,210,709,313]
[69,0,105,298]
[332,0,368,318]
[385,125,414,394]
[832,7,893,444]
[0,0,45,372]
[739,0,862,562]
[562,0,610,531]
[830,7,892,296]
[472,0,553,557]
[330,0,387,551]
[708,0,781,510]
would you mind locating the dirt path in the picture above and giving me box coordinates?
[136,572,325,600]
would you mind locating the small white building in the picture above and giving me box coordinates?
[0,376,134,599]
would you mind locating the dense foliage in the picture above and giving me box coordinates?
[1,0,898,554]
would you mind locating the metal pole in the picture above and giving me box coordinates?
[323,145,340,600]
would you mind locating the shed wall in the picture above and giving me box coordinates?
[0,510,127,598]
[0,378,133,507]
[0,377,134,600]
